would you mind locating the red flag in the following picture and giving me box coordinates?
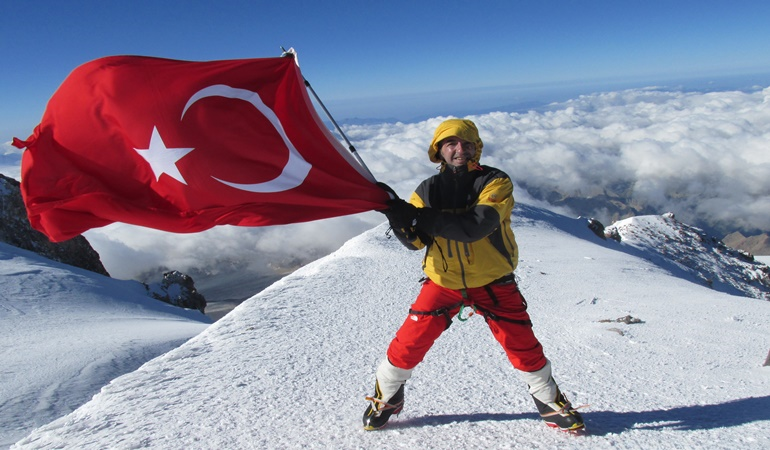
[14,55,389,242]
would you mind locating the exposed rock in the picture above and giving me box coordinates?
[146,270,207,313]
[586,218,607,240]
[0,174,109,276]
[2,173,208,313]
[599,315,645,324]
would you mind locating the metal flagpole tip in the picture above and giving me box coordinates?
[280,47,299,65]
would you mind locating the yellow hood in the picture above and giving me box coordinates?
[428,119,484,165]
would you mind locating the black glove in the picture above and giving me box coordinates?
[376,182,398,200]
[384,198,419,230]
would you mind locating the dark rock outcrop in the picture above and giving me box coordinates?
[1,174,109,276]
[145,271,207,313]
[2,173,208,312]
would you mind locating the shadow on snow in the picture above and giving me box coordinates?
[386,396,770,435]
[585,396,770,435]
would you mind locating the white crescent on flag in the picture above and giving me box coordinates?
[181,84,312,193]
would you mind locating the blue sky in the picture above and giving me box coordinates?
[3,0,770,143]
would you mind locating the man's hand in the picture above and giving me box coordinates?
[384,198,419,230]
[376,182,398,200]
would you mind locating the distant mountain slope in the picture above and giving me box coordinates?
[13,205,770,449]
[723,231,770,256]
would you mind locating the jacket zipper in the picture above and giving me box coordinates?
[455,240,468,288]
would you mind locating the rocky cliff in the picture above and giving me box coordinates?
[2,173,207,313]
[1,174,109,276]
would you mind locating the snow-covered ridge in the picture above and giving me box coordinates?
[9,203,770,449]
[605,213,770,300]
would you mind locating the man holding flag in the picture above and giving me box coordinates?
[365,119,585,432]
[14,52,583,435]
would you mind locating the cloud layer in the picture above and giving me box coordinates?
[5,85,770,281]
[347,86,770,234]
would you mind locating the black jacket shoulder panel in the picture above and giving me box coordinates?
[415,165,510,210]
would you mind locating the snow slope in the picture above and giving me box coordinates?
[0,243,210,447]
[11,205,770,449]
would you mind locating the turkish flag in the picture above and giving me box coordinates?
[14,55,389,242]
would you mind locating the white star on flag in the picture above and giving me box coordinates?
[134,126,194,185]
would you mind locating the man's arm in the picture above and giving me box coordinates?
[414,176,514,243]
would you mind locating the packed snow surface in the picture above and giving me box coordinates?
[0,244,210,447]
[7,204,769,449]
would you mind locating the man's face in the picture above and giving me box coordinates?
[439,137,475,167]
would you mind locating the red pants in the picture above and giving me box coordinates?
[387,279,547,372]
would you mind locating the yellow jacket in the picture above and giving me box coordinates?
[395,164,519,290]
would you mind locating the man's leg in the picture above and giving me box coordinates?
[386,280,464,369]
[364,280,462,429]
[474,282,546,371]
[475,282,585,431]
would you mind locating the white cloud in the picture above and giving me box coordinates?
[7,85,770,282]
[348,86,770,234]
[1,141,22,180]
[85,212,382,280]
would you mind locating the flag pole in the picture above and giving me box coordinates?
[304,78,376,180]
[281,47,377,181]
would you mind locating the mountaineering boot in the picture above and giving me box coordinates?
[363,381,405,430]
[520,360,584,431]
[531,388,584,431]
[363,359,412,430]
